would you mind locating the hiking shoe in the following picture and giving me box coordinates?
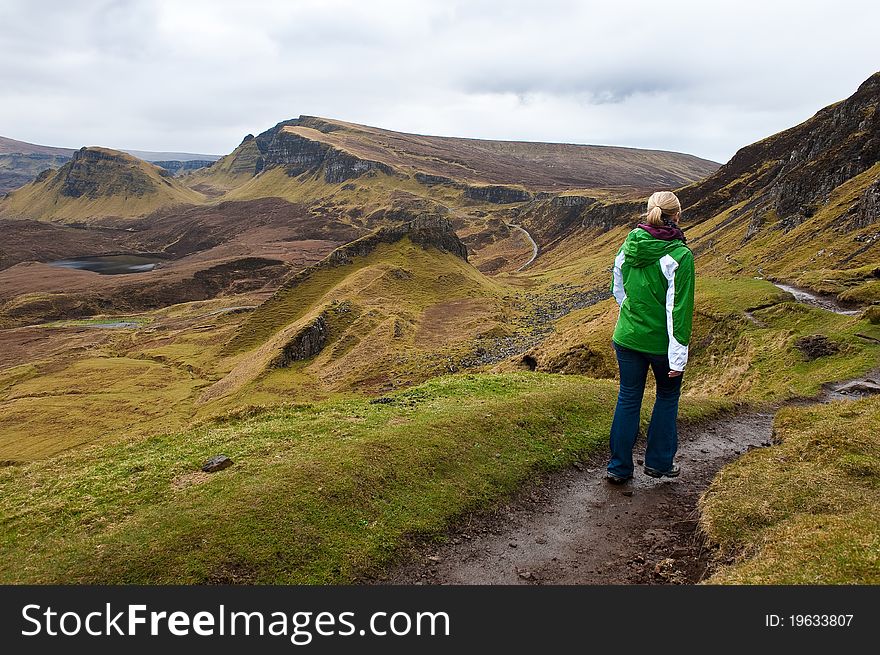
[643,464,680,479]
[606,472,632,484]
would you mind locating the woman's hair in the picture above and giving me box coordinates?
[645,191,682,227]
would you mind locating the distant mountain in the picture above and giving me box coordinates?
[189,116,720,195]
[0,146,205,222]
[0,136,75,157]
[0,136,74,194]
[123,149,221,163]
[0,136,220,193]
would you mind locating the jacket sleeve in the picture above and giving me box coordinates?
[611,244,627,307]
[660,250,695,371]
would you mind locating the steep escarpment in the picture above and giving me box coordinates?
[0,147,205,222]
[265,126,395,183]
[676,72,880,288]
[529,72,880,286]
[191,114,718,197]
[679,72,880,229]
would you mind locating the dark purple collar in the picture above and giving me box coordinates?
[637,222,687,243]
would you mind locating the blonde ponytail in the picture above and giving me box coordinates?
[645,191,682,226]
[645,206,664,226]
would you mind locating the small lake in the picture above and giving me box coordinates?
[49,255,163,275]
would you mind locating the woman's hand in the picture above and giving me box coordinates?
[668,370,683,378]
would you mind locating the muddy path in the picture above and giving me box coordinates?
[380,368,880,585]
[380,411,774,585]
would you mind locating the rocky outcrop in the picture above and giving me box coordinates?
[415,172,464,188]
[364,197,450,224]
[201,455,233,473]
[845,176,880,230]
[464,185,532,204]
[680,72,880,232]
[263,129,394,183]
[327,215,468,265]
[271,315,328,368]
[49,147,156,199]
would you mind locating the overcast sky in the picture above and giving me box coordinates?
[1,0,878,163]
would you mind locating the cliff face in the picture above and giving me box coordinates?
[524,72,880,265]
[0,153,71,194]
[463,185,532,204]
[681,72,880,232]
[50,147,157,199]
[263,128,394,183]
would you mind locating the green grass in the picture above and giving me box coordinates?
[700,396,880,584]
[0,372,728,583]
[0,356,204,460]
[796,264,880,303]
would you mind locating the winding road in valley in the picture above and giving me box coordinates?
[507,223,539,272]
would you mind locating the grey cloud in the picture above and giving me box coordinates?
[0,0,878,162]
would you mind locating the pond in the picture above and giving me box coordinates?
[49,255,164,275]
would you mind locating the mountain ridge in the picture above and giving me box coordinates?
[190,115,720,195]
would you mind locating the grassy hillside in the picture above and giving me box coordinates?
[701,396,880,584]
[0,147,205,222]
[0,372,731,584]
[0,220,509,460]
[207,219,506,404]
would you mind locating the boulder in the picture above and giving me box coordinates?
[202,455,233,473]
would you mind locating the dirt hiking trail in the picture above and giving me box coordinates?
[380,371,878,585]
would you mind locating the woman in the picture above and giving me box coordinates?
[606,191,694,484]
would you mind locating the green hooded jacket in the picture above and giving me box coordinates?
[610,227,695,371]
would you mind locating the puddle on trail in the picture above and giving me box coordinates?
[49,255,164,275]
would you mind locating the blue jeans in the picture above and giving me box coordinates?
[607,341,682,478]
